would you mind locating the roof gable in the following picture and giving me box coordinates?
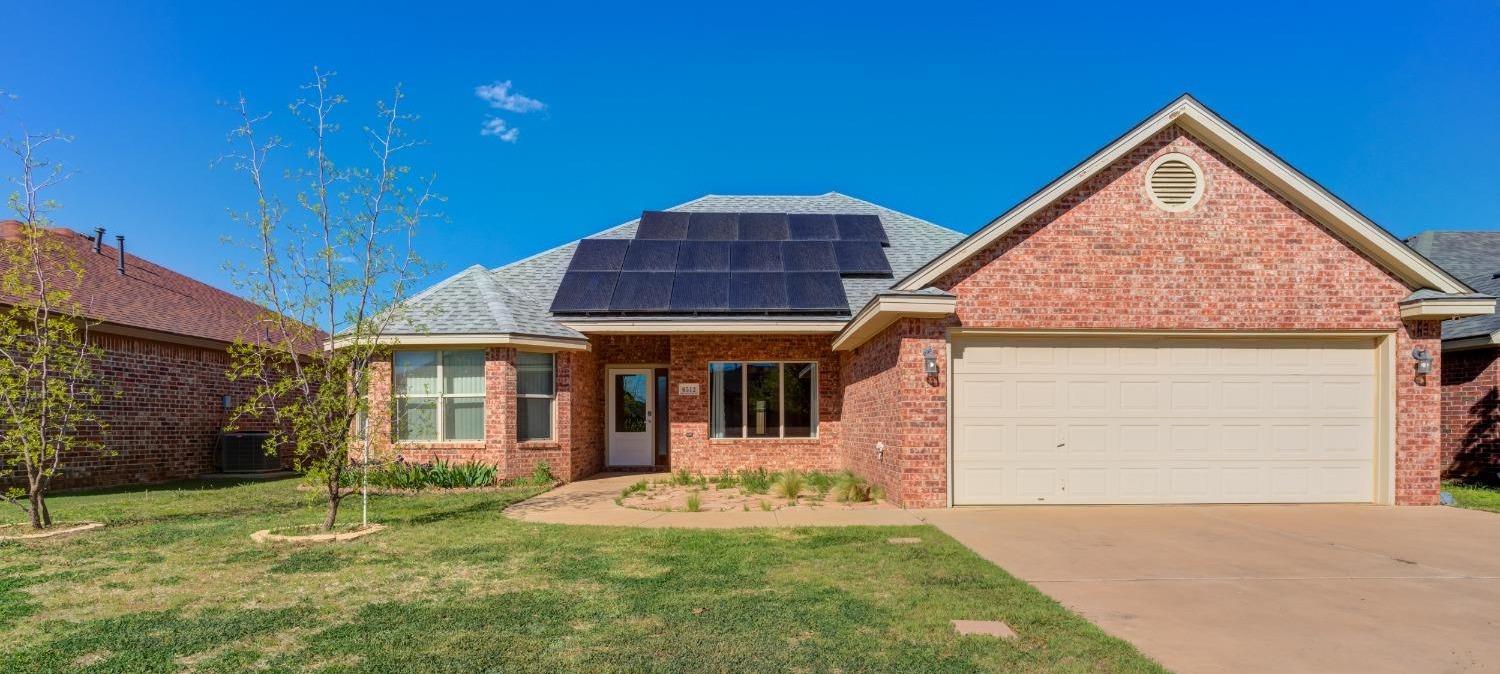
[896,95,1470,295]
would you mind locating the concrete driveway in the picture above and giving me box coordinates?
[919,504,1500,674]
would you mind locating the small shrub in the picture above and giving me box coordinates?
[672,468,696,486]
[530,461,556,485]
[759,499,773,512]
[805,471,834,498]
[711,471,738,490]
[621,480,648,498]
[685,492,702,512]
[832,471,873,503]
[738,468,772,494]
[773,470,805,501]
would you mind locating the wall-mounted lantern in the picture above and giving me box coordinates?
[922,347,940,376]
[1412,347,1434,376]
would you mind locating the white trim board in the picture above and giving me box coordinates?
[897,94,1471,295]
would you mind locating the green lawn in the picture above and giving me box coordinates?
[0,479,1162,674]
[1445,482,1500,513]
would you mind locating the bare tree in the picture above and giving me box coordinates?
[222,69,436,531]
[0,101,110,529]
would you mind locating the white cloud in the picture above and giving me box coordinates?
[474,80,545,113]
[480,117,520,143]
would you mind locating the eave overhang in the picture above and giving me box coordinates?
[831,293,957,351]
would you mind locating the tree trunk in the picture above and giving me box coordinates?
[40,496,52,527]
[322,487,342,531]
[27,490,45,530]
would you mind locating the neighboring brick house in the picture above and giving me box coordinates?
[1405,231,1500,484]
[366,95,1492,507]
[0,221,286,489]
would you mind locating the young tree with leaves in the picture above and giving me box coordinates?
[222,69,436,531]
[0,107,110,529]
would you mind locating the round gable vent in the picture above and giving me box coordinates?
[1147,153,1203,211]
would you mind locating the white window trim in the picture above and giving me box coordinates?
[394,349,486,443]
[516,351,557,442]
[708,361,818,440]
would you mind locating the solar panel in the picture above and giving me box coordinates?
[728,273,788,311]
[781,241,838,271]
[729,241,782,271]
[636,211,690,239]
[668,272,730,311]
[676,241,730,271]
[785,272,848,310]
[621,240,680,271]
[608,272,674,311]
[686,212,737,240]
[737,212,790,241]
[550,271,618,313]
[788,214,838,240]
[569,239,630,271]
[834,214,888,244]
[833,240,892,275]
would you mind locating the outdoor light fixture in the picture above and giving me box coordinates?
[1412,347,1434,375]
[923,347,940,376]
[221,394,233,411]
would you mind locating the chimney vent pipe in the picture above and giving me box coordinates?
[94,227,105,254]
[116,235,125,275]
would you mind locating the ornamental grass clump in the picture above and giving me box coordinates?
[832,471,874,503]
[772,471,806,502]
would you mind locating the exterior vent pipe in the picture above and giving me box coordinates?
[116,235,125,275]
[94,227,105,254]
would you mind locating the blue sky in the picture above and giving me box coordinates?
[5,1,1499,293]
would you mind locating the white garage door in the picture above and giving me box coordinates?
[952,336,1377,505]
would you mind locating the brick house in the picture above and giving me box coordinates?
[367,95,1492,507]
[1405,231,1500,484]
[0,221,284,489]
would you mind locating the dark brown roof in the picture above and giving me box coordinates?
[0,221,312,347]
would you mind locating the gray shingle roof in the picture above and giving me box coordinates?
[381,264,584,339]
[481,192,964,327]
[1406,231,1500,341]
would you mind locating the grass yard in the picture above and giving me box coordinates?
[0,479,1162,674]
[1445,481,1500,513]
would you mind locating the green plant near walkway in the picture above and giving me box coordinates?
[620,479,648,498]
[685,491,702,512]
[1445,482,1500,513]
[832,471,875,503]
[773,470,806,501]
[738,467,772,494]
[0,479,1163,672]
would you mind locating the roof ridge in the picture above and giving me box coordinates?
[489,193,718,274]
[822,191,965,236]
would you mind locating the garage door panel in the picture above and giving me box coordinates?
[953,336,1377,505]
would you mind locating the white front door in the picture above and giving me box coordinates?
[607,369,654,467]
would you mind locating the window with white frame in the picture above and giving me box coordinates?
[393,350,485,442]
[516,352,555,441]
[708,361,816,439]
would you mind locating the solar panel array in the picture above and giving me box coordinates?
[550,211,893,315]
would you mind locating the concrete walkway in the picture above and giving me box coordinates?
[504,472,924,528]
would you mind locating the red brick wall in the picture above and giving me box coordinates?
[667,335,842,475]
[367,346,585,482]
[24,331,272,490]
[1440,347,1500,484]
[842,126,1444,507]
